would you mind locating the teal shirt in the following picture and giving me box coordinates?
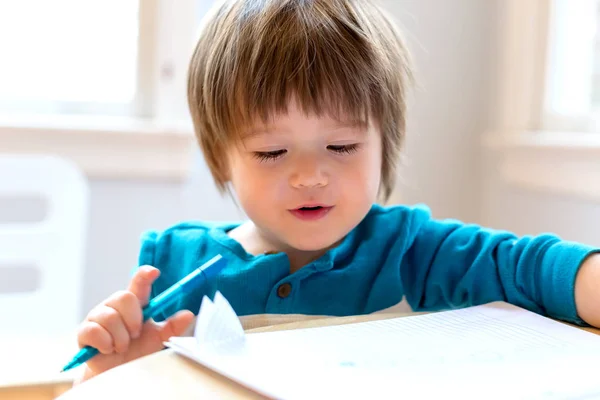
[138,204,598,325]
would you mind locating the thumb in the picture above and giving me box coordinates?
[157,310,195,342]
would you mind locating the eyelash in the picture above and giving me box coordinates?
[253,149,287,162]
[327,143,360,155]
[252,144,360,162]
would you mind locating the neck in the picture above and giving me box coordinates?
[227,221,338,273]
[285,247,328,273]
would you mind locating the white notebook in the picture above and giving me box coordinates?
[165,292,600,399]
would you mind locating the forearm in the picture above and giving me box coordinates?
[575,253,600,327]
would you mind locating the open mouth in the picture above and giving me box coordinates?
[289,205,333,221]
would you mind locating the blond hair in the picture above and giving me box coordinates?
[187,0,413,201]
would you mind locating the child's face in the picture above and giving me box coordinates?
[227,100,382,252]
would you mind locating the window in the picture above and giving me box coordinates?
[487,0,600,202]
[542,0,600,131]
[0,0,149,117]
[0,0,201,179]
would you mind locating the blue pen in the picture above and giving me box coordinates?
[61,254,227,372]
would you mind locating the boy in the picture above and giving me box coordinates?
[75,0,600,383]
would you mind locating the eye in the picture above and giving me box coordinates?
[253,149,287,162]
[327,143,360,155]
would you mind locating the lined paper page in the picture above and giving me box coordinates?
[167,301,600,399]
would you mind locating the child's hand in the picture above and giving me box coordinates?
[76,266,195,377]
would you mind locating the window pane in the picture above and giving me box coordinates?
[545,0,597,117]
[592,0,600,108]
[0,0,139,112]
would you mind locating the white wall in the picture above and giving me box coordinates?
[481,151,600,246]
[81,150,245,313]
[384,0,498,223]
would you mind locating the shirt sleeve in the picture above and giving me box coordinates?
[132,230,165,321]
[134,225,221,321]
[402,217,599,325]
[138,230,158,269]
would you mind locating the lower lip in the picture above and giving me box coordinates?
[289,207,333,221]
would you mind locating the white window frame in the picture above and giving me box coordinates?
[0,0,200,180]
[485,0,600,201]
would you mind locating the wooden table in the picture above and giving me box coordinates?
[0,333,81,400]
[56,313,406,400]
[54,312,600,400]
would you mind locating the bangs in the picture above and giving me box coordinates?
[196,0,386,140]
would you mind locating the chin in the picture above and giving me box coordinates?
[285,233,343,252]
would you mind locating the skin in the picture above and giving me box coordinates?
[574,254,600,327]
[75,267,194,383]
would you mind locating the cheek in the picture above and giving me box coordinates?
[368,136,384,191]
[345,146,382,196]
[229,159,279,204]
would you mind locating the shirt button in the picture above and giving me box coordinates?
[277,283,292,298]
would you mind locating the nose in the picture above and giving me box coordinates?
[289,157,328,189]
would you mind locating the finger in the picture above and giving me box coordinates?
[105,290,143,339]
[127,265,160,306]
[157,310,195,343]
[78,321,114,355]
[87,305,131,354]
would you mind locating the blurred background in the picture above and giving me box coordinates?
[2,0,600,329]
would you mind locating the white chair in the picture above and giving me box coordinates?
[0,155,89,336]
